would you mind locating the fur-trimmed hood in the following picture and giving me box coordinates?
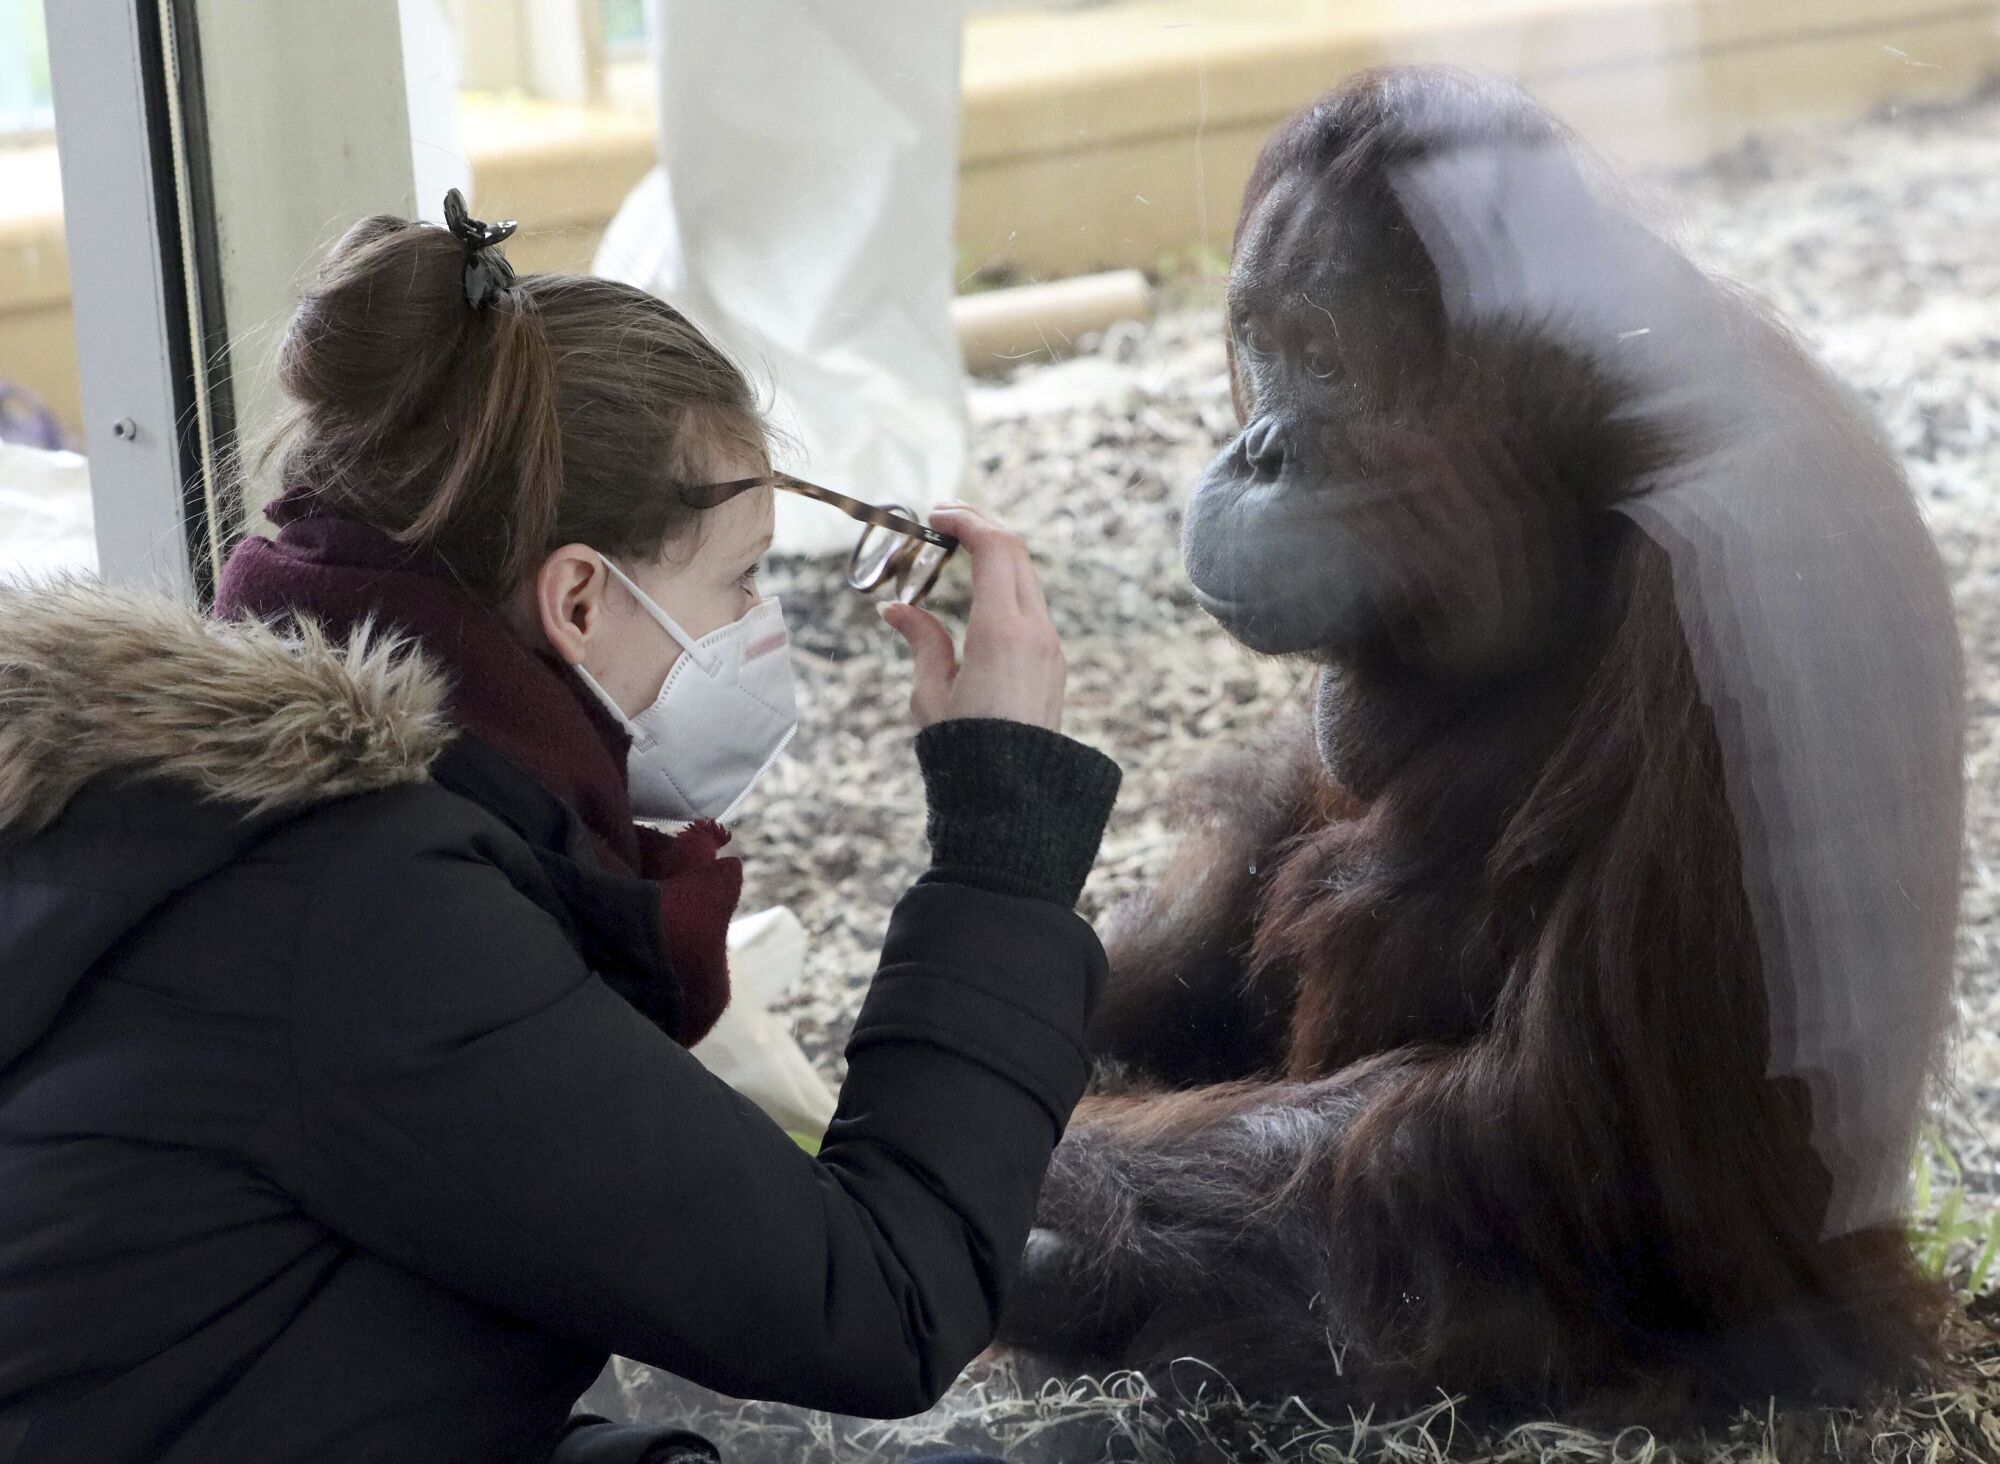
[0,578,456,1071]
[0,577,453,840]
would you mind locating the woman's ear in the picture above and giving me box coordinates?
[533,544,611,666]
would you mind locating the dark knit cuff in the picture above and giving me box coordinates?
[913,718,1122,908]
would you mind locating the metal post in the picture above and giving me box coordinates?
[45,0,203,597]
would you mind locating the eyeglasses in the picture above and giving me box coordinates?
[697,473,961,608]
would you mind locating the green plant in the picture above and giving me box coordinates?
[1909,1130,2000,1296]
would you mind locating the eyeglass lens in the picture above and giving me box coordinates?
[897,541,951,604]
[849,516,909,591]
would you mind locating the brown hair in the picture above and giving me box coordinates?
[253,212,771,599]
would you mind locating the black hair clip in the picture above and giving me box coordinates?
[442,188,518,310]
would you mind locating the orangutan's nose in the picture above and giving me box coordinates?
[1242,414,1288,480]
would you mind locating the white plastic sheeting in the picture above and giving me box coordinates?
[0,444,96,580]
[692,906,837,1140]
[596,0,970,557]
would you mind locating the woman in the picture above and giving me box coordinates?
[0,198,1120,1463]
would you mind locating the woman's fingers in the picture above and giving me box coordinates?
[883,504,1067,733]
[929,505,1025,615]
[932,501,1051,618]
[1013,539,1050,620]
[879,602,957,724]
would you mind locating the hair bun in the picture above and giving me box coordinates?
[275,214,475,424]
[256,206,770,601]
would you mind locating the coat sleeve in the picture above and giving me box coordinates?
[266,721,1119,1419]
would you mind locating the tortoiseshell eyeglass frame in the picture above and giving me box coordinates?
[692,472,961,608]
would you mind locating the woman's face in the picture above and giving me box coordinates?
[524,445,776,719]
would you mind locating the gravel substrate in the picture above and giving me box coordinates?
[605,81,2000,1458]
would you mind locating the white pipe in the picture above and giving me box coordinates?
[953,268,1155,374]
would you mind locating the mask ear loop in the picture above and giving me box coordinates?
[597,555,720,675]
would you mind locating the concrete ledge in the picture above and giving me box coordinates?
[961,0,1990,161]
[6,0,1995,431]
[956,0,2000,273]
[459,94,655,277]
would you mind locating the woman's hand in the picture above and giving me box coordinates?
[879,504,1067,732]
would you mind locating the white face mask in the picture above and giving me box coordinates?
[573,555,799,824]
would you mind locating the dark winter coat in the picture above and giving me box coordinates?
[0,580,1121,1463]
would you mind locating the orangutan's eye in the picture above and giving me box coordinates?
[1236,321,1274,359]
[1305,342,1340,381]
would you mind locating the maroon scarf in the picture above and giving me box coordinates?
[213,511,738,1046]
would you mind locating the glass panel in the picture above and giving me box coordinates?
[549,0,1998,1449]
[22,0,2000,1456]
